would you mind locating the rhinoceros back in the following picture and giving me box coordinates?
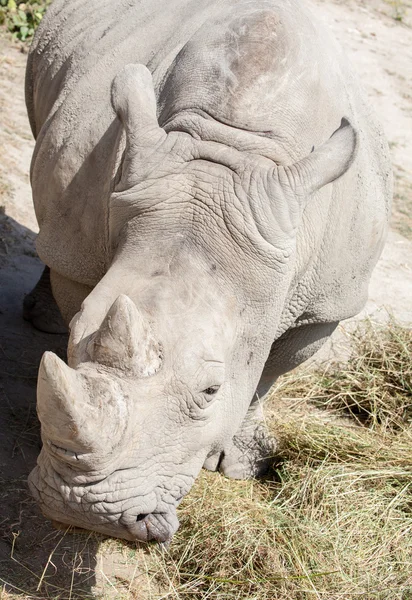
[26,0,391,327]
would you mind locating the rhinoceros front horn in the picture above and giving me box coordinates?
[91,294,162,377]
[37,352,94,449]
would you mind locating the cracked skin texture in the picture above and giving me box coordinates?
[26,0,391,541]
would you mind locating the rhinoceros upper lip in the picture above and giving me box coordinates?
[43,505,173,543]
[125,512,177,543]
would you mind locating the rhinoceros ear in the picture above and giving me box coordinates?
[37,352,94,450]
[91,294,162,377]
[111,64,166,189]
[283,118,358,197]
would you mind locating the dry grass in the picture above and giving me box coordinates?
[275,319,412,430]
[1,320,412,599]
[141,320,412,599]
[148,463,412,599]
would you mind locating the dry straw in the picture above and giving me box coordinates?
[149,320,412,599]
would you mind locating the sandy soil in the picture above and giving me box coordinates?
[0,1,411,597]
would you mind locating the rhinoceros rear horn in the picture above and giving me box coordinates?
[111,64,166,189]
[92,294,162,377]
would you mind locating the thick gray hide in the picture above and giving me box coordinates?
[26,0,391,542]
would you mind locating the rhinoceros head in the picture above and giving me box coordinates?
[30,289,236,542]
[29,64,357,542]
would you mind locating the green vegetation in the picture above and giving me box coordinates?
[0,0,50,41]
[387,0,406,21]
[383,0,411,24]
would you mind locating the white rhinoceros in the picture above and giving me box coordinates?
[25,0,391,542]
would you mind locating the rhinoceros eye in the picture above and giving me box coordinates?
[202,385,220,397]
[193,384,221,412]
[48,440,82,461]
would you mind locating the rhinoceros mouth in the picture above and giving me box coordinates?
[123,512,179,543]
[48,512,179,543]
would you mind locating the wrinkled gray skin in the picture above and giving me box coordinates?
[25,0,391,543]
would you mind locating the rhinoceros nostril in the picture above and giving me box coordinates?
[136,513,147,522]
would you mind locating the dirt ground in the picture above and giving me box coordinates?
[0,0,411,598]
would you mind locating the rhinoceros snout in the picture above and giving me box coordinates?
[29,465,179,543]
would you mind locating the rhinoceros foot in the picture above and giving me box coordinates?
[204,422,277,480]
[23,266,67,333]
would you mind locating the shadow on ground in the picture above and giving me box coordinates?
[0,209,101,599]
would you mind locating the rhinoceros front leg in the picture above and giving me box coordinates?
[204,398,277,479]
[23,266,67,333]
[49,269,92,327]
[204,321,339,479]
[24,267,92,332]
